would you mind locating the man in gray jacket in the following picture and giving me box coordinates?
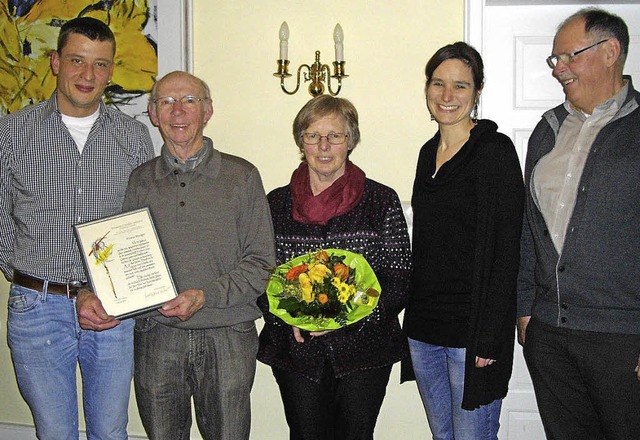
[517,8,640,440]
[78,71,276,439]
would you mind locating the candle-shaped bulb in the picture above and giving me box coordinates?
[333,23,344,62]
[279,21,289,60]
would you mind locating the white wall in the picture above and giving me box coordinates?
[192,0,460,203]
[0,0,464,438]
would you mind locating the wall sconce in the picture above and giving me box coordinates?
[274,22,348,97]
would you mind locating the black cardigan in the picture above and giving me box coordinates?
[403,119,525,410]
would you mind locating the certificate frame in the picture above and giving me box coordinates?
[74,207,178,319]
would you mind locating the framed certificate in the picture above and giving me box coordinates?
[74,207,178,319]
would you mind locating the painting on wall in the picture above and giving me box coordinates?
[0,0,158,117]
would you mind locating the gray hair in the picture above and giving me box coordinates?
[559,7,629,67]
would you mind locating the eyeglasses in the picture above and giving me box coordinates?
[546,39,610,69]
[301,132,348,145]
[153,95,209,109]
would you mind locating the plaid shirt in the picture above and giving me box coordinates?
[0,93,154,283]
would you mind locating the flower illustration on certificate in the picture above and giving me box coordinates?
[88,231,117,298]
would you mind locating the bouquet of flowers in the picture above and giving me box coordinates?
[266,249,381,331]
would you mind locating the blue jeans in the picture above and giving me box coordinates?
[134,318,258,440]
[408,338,501,440]
[7,284,134,440]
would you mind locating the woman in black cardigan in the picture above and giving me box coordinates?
[403,42,524,439]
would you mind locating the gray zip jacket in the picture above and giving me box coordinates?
[517,76,640,335]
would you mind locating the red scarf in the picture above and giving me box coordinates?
[290,161,366,225]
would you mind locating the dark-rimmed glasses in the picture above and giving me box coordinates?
[546,39,610,69]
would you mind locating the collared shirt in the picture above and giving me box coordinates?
[0,93,154,283]
[533,81,628,252]
[161,139,210,172]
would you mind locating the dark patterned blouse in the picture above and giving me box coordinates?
[257,178,412,382]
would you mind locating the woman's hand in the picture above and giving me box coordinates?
[292,326,333,343]
[475,356,496,368]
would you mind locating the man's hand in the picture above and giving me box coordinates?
[517,316,531,346]
[76,289,120,331]
[635,354,640,381]
[159,289,205,321]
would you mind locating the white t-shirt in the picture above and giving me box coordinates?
[61,109,100,154]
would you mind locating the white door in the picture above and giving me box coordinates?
[466,1,640,439]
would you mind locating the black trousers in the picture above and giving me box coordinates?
[272,361,392,440]
[523,318,640,440]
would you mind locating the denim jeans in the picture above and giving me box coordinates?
[7,284,134,440]
[408,338,501,440]
[134,318,258,440]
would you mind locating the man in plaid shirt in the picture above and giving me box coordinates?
[0,17,153,439]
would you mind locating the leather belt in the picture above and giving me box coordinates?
[12,271,87,298]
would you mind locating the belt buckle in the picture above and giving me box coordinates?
[67,280,83,298]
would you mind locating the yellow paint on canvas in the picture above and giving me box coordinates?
[0,0,157,114]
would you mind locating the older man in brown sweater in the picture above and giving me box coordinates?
[77,71,275,440]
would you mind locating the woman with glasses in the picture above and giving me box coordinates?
[258,95,412,440]
[402,42,524,440]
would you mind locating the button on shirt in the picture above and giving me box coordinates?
[0,94,154,283]
[533,82,628,253]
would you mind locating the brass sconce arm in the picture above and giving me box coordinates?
[274,51,348,97]
[274,60,309,96]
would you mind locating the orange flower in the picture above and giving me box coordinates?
[333,263,349,281]
[285,264,307,281]
[316,250,329,262]
[317,293,329,304]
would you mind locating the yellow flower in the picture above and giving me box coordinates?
[94,244,113,264]
[298,273,314,303]
[307,263,330,284]
[338,290,351,304]
[337,281,355,304]
[332,277,342,288]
